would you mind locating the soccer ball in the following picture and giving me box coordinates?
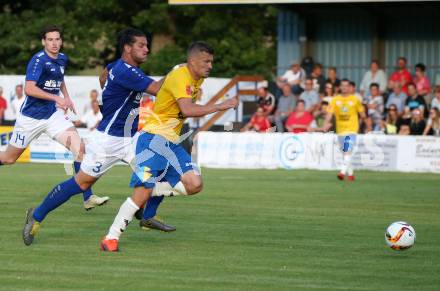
[385,221,416,250]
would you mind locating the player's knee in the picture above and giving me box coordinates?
[2,156,17,165]
[184,177,203,195]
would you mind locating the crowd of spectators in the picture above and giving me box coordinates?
[241,57,440,136]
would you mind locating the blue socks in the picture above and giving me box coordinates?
[142,196,164,220]
[73,161,92,201]
[33,177,83,222]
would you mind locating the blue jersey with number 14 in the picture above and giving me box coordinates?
[21,50,68,120]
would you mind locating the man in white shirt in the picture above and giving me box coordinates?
[11,84,26,120]
[75,100,102,131]
[360,60,387,97]
[276,60,305,95]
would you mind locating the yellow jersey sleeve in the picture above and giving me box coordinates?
[168,68,193,100]
[142,66,203,143]
[356,98,364,113]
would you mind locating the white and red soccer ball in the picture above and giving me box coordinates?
[385,221,416,250]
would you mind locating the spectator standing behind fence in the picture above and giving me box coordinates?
[310,64,326,94]
[74,100,102,131]
[390,57,412,94]
[366,83,384,131]
[241,107,271,133]
[326,67,341,94]
[360,60,387,96]
[381,104,401,134]
[270,84,296,132]
[285,100,314,133]
[423,108,440,136]
[413,63,431,100]
[386,82,407,115]
[405,83,427,116]
[299,78,320,113]
[257,86,275,116]
[0,87,7,125]
[11,84,25,121]
[431,86,440,111]
[409,108,425,135]
[82,89,99,114]
[276,60,305,95]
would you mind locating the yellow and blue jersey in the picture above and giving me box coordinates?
[142,65,204,143]
[327,95,364,135]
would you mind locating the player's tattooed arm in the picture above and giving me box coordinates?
[25,80,68,111]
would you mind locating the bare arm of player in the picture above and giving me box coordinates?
[145,77,165,96]
[99,68,108,89]
[60,82,76,114]
[25,80,67,111]
[177,97,238,118]
[322,112,334,132]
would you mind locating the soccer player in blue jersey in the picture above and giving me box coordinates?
[0,25,108,210]
[22,28,172,246]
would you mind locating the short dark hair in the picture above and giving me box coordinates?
[371,59,380,66]
[370,83,379,89]
[305,77,313,83]
[407,82,416,89]
[117,28,146,54]
[313,63,323,70]
[398,57,407,63]
[415,63,426,72]
[341,78,350,84]
[41,25,62,40]
[297,99,305,105]
[187,41,214,57]
[349,81,356,87]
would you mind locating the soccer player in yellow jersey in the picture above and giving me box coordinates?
[323,79,366,181]
[100,41,238,252]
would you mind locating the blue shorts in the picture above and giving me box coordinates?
[129,132,197,189]
[337,134,357,153]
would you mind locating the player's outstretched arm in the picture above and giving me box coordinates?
[146,77,165,96]
[177,97,238,118]
[25,80,67,110]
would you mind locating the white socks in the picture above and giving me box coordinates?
[152,181,187,197]
[106,198,139,240]
[341,154,353,176]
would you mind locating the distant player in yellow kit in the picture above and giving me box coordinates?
[101,41,238,252]
[323,79,366,181]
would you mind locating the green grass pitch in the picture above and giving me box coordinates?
[0,163,439,290]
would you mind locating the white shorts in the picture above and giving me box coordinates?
[81,131,137,178]
[10,110,74,148]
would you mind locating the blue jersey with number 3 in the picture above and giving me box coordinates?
[21,50,68,120]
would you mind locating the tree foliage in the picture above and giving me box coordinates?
[0,1,277,77]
